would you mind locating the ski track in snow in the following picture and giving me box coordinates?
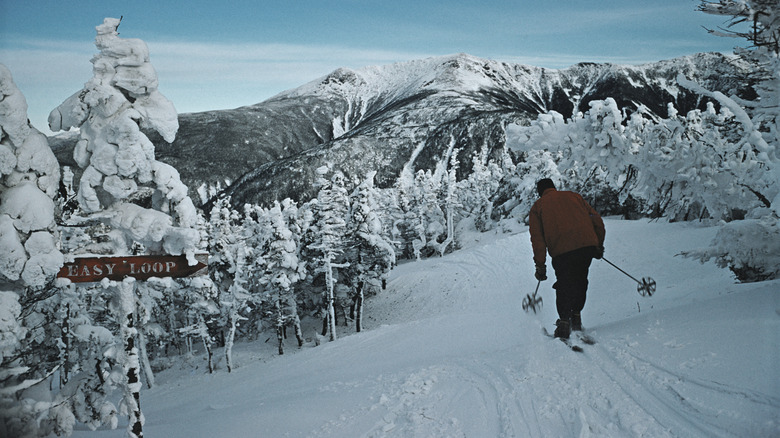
[69,219,780,438]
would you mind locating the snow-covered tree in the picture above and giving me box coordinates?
[457,144,504,232]
[0,64,63,288]
[695,1,779,200]
[410,169,446,259]
[221,246,251,373]
[237,203,272,337]
[346,172,395,332]
[48,17,199,259]
[493,148,563,223]
[259,201,304,354]
[54,281,118,433]
[389,169,420,259]
[559,98,636,196]
[679,0,780,280]
[0,63,67,438]
[204,196,249,371]
[437,148,460,256]
[699,0,780,139]
[177,277,220,372]
[310,167,350,341]
[682,207,780,281]
[207,197,242,293]
[44,17,202,435]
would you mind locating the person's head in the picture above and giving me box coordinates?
[536,178,556,197]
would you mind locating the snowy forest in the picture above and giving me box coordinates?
[1,1,778,437]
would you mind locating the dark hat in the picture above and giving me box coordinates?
[536,178,556,196]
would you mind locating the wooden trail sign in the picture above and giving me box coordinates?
[57,253,208,283]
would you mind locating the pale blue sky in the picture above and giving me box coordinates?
[1,0,741,135]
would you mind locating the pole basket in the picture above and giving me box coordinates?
[602,258,656,298]
[637,277,656,297]
[522,292,543,313]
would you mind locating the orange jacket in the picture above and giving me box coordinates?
[529,188,605,266]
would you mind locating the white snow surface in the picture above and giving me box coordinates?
[69,219,779,438]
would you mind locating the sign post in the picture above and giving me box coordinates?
[57,253,207,437]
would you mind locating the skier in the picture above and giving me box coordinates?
[529,179,605,339]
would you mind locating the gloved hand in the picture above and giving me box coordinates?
[594,245,604,260]
[535,264,547,281]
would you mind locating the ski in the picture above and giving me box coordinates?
[542,327,584,352]
[576,332,596,345]
[562,338,584,352]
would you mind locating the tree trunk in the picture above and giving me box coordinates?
[203,338,213,373]
[60,302,71,387]
[225,308,238,373]
[324,256,337,341]
[199,315,214,373]
[293,315,303,347]
[117,279,143,438]
[184,314,193,356]
[321,307,328,337]
[137,329,155,388]
[355,282,364,333]
[276,300,284,355]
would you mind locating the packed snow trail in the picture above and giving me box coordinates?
[69,219,779,438]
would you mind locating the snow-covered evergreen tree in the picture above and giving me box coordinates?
[699,1,780,143]
[207,197,242,294]
[0,64,63,287]
[48,17,199,259]
[0,63,67,438]
[346,172,395,332]
[44,17,202,434]
[205,196,249,371]
[260,201,305,354]
[310,167,350,341]
[52,281,119,435]
[680,0,780,280]
[411,169,446,259]
[437,148,461,256]
[557,98,635,197]
[222,246,251,372]
[458,144,503,232]
[389,169,420,259]
[494,148,563,223]
[238,203,272,337]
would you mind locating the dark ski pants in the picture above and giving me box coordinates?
[551,246,596,321]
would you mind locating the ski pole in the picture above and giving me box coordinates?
[601,257,656,297]
[522,280,543,313]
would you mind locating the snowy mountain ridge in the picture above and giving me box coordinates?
[283,52,732,105]
[49,52,749,208]
[217,52,747,208]
[275,51,740,144]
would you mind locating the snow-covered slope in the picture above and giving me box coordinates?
[68,219,779,437]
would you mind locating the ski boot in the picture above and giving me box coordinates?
[554,319,571,339]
